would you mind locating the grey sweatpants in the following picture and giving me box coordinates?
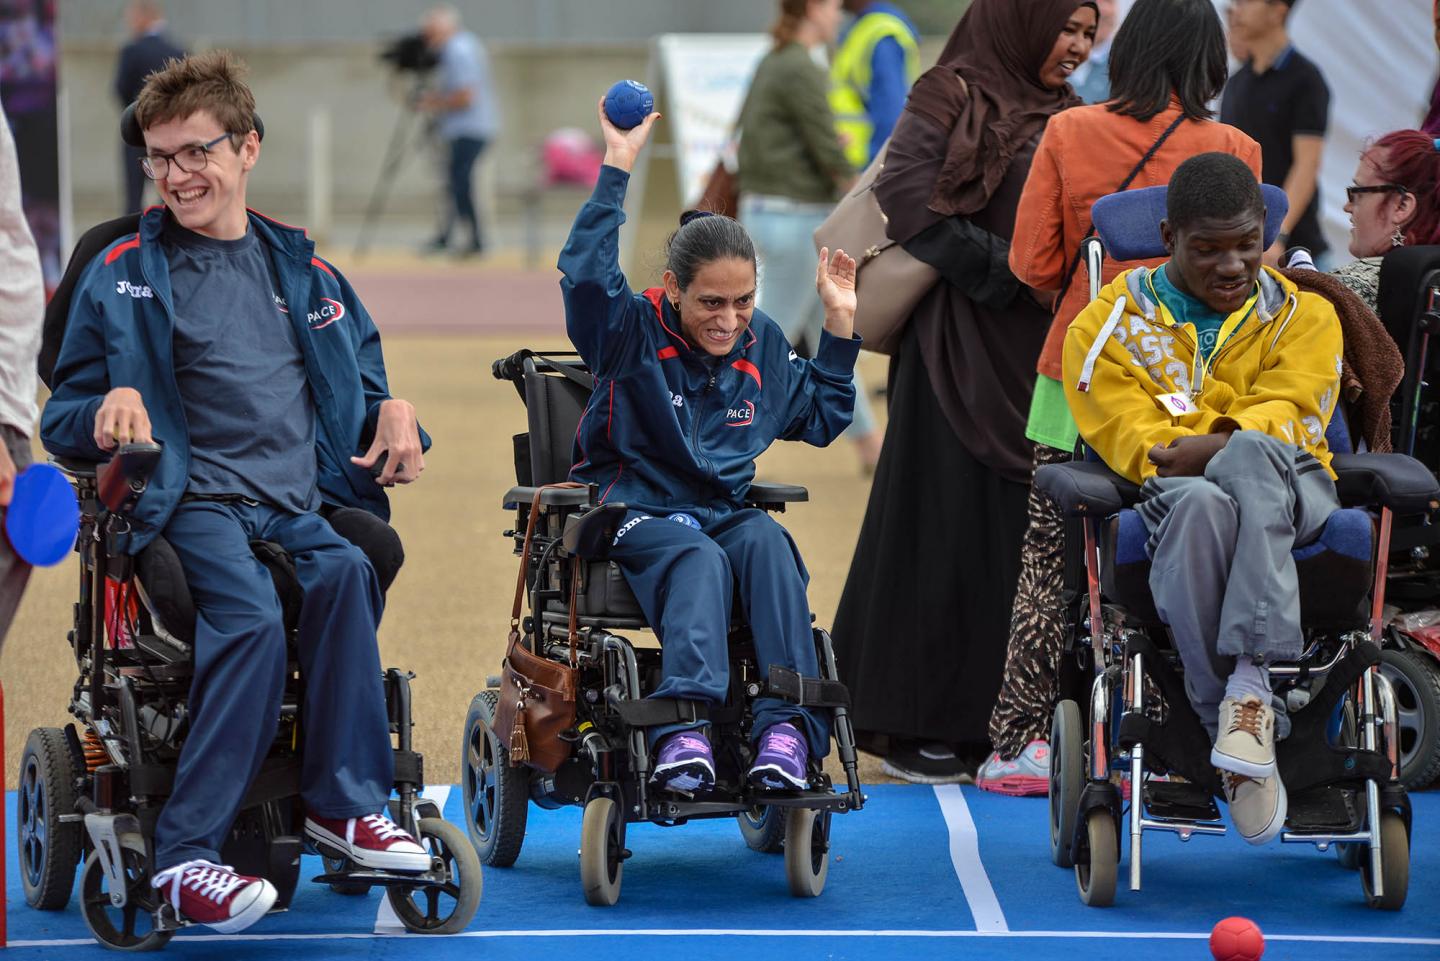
[0,423,34,653]
[1137,431,1339,740]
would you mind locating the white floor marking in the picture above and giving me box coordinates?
[12,930,1440,947]
[933,783,1009,933]
[373,785,453,934]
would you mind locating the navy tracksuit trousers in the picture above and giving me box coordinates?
[154,500,393,870]
[607,508,830,756]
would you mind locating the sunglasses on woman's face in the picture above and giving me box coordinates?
[1346,183,1408,204]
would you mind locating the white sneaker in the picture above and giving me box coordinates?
[1211,696,1277,779]
[1222,770,1288,845]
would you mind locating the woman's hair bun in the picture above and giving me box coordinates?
[679,209,717,227]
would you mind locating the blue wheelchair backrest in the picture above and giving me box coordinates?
[1090,183,1289,262]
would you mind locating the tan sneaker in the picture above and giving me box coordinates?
[1211,696,1276,778]
[1222,770,1287,845]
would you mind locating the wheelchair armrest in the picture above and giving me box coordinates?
[96,442,164,513]
[561,503,628,560]
[745,481,808,508]
[1331,452,1440,514]
[502,485,591,510]
[1033,461,1141,517]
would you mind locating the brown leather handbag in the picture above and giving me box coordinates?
[492,484,585,773]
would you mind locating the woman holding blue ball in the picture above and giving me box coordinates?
[556,97,862,794]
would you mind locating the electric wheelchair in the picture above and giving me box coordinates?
[17,217,481,950]
[1369,245,1440,791]
[1032,186,1440,909]
[459,350,865,906]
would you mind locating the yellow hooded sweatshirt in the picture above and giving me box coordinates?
[1063,265,1344,485]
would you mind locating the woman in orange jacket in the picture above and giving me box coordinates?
[977,0,1262,795]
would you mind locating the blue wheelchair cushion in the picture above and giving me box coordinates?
[1106,505,1374,629]
[1113,505,1372,566]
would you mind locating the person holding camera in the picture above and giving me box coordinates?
[418,5,499,257]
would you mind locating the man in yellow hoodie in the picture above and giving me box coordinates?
[1064,153,1344,846]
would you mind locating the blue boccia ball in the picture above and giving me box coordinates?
[604,79,654,130]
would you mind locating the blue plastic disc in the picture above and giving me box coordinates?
[5,463,80,566]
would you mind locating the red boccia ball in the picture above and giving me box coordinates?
[1210,917,1265,961]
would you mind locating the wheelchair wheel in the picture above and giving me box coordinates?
[321,854,371,896]
[461,691,530,866]
[80,833,173,952]
[580,796,625,906]
[18,727,83,910]
[1075,809,1117,907]
[738,805,785,853]
[385,817,482,934]
[1361,812,1409,910]
[1050,700,1083,869]
[1377,648,1440,790]
[783,807,831,898]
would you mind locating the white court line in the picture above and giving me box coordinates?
[11,930,1440,947]
[933,783,1009,933]
[374,785,453,934]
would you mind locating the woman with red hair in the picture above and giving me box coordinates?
[1332,129,1440,310]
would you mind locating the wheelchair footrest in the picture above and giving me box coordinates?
[1143,779,1221,822]
[767,666,850,708]
[1285,785,1361,833]
[613,698,709,728]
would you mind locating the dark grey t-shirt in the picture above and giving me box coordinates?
[163,221,319,512]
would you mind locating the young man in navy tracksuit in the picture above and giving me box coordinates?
[43,51,431,933]
[558,99,861,794]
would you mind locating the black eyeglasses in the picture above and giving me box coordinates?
[140,133,236,181]
[1346,183,1409,204]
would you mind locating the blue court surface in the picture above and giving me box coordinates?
[5,784,1437,960]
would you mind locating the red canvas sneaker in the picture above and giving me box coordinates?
[150,860,277,933]
[305,812,431,872]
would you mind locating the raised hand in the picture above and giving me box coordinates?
[816,246,858,339]
[598,97,660,174]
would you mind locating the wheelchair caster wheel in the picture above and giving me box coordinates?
[1361,812,1409,910]
[784,808,831,898]
[580,796,625,906]
[1050,700,1083,869]
[738,805,785,853]
[385,818,482,934]
[321,855,371,896]
[79,833,173,952]
[18,727,84,911]
[1075,809,1117,907]
[462,690,529,866]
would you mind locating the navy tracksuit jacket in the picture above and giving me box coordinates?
[558,166,859,753]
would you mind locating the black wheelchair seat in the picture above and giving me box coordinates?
[132,506,404,647]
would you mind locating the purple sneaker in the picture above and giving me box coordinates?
[650,730,716,795]
[748,722,809,790]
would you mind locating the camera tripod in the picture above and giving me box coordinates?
[354,75,436,258]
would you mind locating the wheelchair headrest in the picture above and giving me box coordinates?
[1377,245,1440,367]
[39,214,143,390]
[1091,183,1289,262]
[120,100,265,147]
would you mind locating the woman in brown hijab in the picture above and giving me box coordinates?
[833,0,1098,783]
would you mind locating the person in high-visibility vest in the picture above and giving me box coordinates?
[829,1,920,170]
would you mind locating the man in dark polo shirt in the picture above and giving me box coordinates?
[1222,0,1331,265]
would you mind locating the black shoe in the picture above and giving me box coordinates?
[881,742,971,784]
